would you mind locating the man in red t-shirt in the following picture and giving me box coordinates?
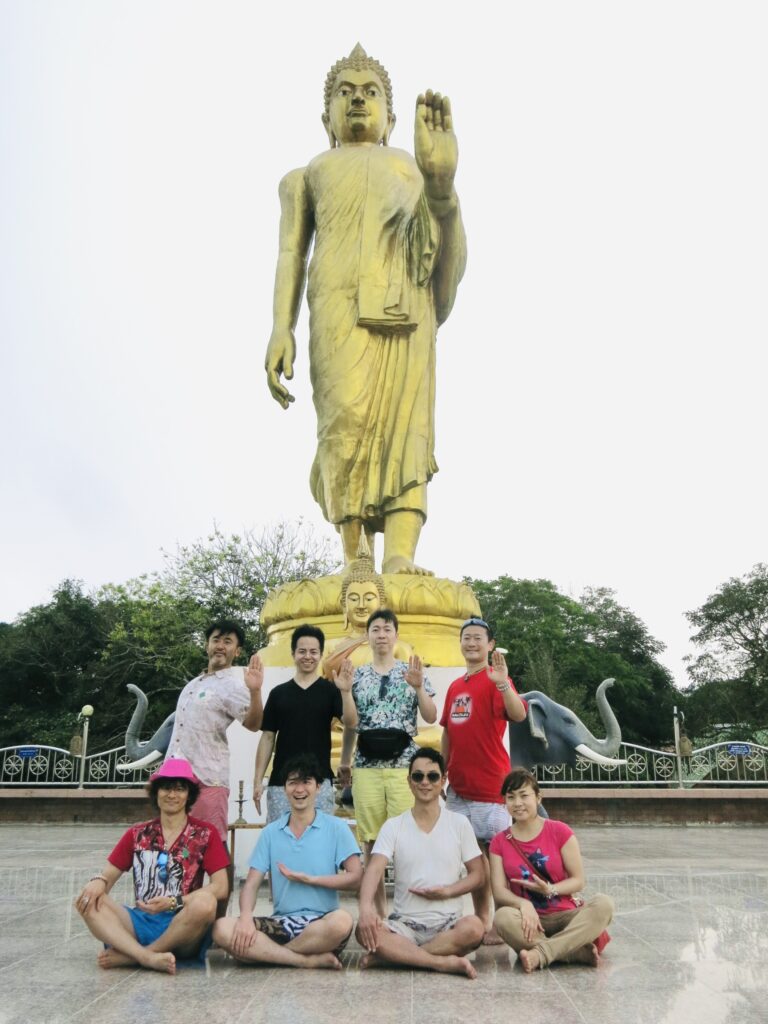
[440,617,527,942]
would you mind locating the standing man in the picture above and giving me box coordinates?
[166,619,264,845]
[340,608,437,915]
[356,747,484,978]
[253,624,358,823]
[440,617,527,942]
[213,755,362,969]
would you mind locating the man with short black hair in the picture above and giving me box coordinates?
[213,754,362,968]
[253,624,358,823]
[440,617,528,942]
[166,619,265,843]
[356,747,484,978]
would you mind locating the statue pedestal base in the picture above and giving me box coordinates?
[259,573,481,668]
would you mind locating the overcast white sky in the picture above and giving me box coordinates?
[1,1,766,687]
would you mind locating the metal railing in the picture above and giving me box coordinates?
[0,744,152,787]
[1,738,767,789]
[535,740,768,787]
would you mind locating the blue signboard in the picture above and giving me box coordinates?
[18,747,39,758]
[727,743,751,756]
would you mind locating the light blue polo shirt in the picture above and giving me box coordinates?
[249,811,361,916]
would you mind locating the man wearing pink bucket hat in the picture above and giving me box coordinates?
[74,758,229,974]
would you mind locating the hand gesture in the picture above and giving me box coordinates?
[404,654,424,690]
[277,862,314,886]
[488,649,510,690]
[408,884,449,900]
[253,781,264,814]
[414,90,458,197]
[74,878,107,916]
[357,906,382,952]
[516,873,554,898]
[137,895,173,915]
[332,658,354,693]
[231,915,258,958]
[265,327,297,409]
[244,653,264,693]
[519,900,545,944]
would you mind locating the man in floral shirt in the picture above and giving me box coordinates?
[74,759,229,974]
[341,608,436,915]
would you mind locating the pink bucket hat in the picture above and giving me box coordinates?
[150,758,200,785]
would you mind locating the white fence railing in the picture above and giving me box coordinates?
[1,740,767,789]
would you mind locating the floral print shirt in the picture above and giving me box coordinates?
[352,661,435,769]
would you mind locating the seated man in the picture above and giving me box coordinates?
[356,747,485,978]
[213,754,362,969]
[74,758,229,974]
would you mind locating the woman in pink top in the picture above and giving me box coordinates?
[489,768,613,972]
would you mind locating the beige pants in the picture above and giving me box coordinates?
[494,894,614,968]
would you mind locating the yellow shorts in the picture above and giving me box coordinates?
[352,768,414,841]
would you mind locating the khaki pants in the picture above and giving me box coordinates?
[494,894,613,967]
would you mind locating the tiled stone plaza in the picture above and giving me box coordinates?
[1,822,766,1024]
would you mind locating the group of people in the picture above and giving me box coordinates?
[76,612,613,976]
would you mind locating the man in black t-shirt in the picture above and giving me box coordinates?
[253,625,357,822]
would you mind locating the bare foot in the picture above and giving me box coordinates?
[97,949,137,970]
[482,926,504,946]
[382,556,434,576]
[519,949,541,973]
[564,942,599,967]
[139,950,176,974]
[303,952,342,970]
[435,955,477,979]
[359,952,383,970]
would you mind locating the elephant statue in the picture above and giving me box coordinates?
[116,684,175,772]
[509,679,626,769]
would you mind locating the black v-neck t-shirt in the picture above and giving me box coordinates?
[262,678,343,785]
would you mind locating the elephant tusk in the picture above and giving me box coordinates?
[117,749,164,772]
[575,743,627,767]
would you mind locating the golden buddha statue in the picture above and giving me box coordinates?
[264,44,466,576]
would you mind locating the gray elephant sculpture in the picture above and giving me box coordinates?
[509,679,626,769]
[116,684,175,772]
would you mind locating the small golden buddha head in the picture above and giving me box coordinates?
[340,535,387,631]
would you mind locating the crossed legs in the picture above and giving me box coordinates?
[357,915,484,978]
[212,910,353,969]
[77,889,217,974]
[494,895,614,971]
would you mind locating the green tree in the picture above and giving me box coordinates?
[469,576,677,746]
[683,563,768,736]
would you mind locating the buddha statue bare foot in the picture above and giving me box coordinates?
[382,555,434,576]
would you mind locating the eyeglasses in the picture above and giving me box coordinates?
[377,673,391,699]
[157,781,188,792]
[410,771,442,784]
[157,851,169,883]
[285,776,313,787]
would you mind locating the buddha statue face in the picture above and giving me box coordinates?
[344,579,382,631]
[324,68,394,146]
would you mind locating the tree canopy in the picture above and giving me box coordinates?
[468,576,677,746]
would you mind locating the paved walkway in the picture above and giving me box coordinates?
[1,823,766,1024]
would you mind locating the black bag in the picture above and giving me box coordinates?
[357,728,411,761]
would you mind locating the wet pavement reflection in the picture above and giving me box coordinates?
[0,823,766,1023]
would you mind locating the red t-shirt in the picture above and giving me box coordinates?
[440,668,525,803]
[108,816,229,905]
[488,819,578,914]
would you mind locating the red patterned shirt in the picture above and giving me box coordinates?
[108,816,229,905]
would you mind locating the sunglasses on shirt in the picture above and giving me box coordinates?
[410,771,442,784]
[157,851,169,883]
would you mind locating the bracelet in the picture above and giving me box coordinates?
[547,886,559,900]
[496,683,512,693]
[167,895,177,912]
[89,874,108,884]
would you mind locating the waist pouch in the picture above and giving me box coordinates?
[357,728,411,761]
